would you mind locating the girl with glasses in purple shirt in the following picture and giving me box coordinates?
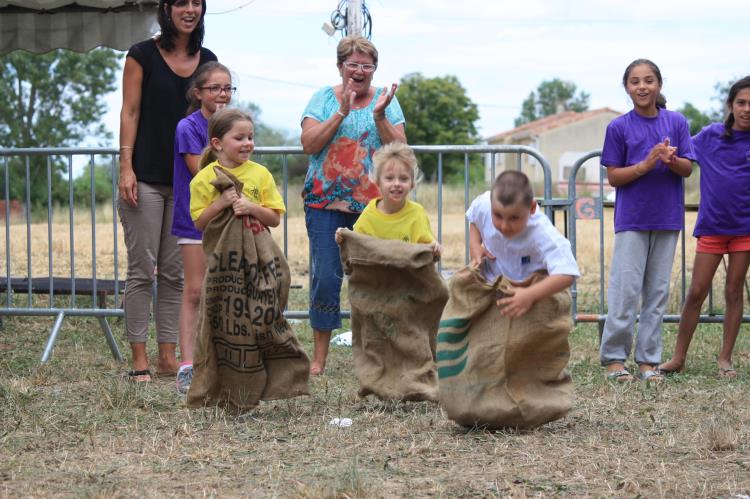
[599,59,696,383]
[171,61,233,394]
[660,76,750,379]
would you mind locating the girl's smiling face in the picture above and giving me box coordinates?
[377,159,414,211]
[212,120,254,168]
[625,64,662,115]
[731,88,750,132]
[194,70,232,116]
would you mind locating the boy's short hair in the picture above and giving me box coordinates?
[491,170,534,206]
[372,141,423,185]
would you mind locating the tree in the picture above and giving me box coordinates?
[73,161,116,207]
[235,101,307,182]
[396,72,480,180]
[515,78,590,126]
[677,103,712,136]
[710,80,732,121]
[0,48,119,208]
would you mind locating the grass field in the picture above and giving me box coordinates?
[1,314,749,496]
[1,184,749,496]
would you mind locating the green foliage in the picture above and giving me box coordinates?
[677,102,713,135]
[676,79,735,136]
[73,161,117,206]
[0,48,119,209]
[396,73,481,181]
[234,101,307,181]
[710,79,732,121]
[515,78,590,126]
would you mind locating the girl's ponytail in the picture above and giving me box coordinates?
[656,93,667,109]
[199,144,217,169]
[722,76,750,140]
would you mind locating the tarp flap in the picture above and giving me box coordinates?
[0,1,158,54]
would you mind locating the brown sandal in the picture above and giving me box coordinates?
[127,369,152,383]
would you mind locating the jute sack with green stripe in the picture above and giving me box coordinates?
[339,229,448,402]
[437,266,572,429]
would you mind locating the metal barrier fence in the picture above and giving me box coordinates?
[0,145,554,362]
[3,145,742,362]
[566,150,750,333]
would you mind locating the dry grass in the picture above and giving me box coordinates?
[2,183,749,497]
[1,317,749,497]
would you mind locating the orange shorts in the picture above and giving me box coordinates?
[696,235,750,254]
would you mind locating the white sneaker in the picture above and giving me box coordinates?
[175,365,193,395]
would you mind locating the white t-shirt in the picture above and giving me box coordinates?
[466,191,580,282]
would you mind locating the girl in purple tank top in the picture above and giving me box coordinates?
[660,77,750,379]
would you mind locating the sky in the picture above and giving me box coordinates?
[100,0,748,144]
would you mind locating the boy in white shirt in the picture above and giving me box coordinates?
[467,170,580,318]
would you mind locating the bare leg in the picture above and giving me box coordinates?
[157,342,179,375]
[659,252,722,372]
[129,342,150,381]
[718,251,750,376]
[310,329,332,376]
[178,244,206,365]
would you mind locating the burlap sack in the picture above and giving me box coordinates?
[339,230,448,402]
[437,266,573,429]
[187,167,309,410]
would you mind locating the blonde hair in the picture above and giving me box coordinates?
[372,141,422,186]
[199,108,254,168]
[336,35,378,66]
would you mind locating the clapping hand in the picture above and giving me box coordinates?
[339,78,356,117]
[373,83,397,120]
[657,137,677,165]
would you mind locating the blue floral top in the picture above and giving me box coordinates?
[301,86,405,212]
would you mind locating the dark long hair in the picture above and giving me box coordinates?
[622,58,667,109]
[157,0,207,55]
[185,61,231,115]
[722,76,750,140]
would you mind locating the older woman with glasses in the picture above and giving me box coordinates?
[300,35,406,376]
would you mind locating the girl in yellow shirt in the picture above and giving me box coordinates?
[335,141,440,257]
[189,108,285,231]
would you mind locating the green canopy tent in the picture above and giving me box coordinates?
[0,1,158,54]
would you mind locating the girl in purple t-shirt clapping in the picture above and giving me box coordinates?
[171,61,234,395]
[660,77,750,379]
[600,59,696,383]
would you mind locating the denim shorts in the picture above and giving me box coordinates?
[305,207,360,331]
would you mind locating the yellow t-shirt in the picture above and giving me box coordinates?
[353,198,434,244]
[189,160,286,221]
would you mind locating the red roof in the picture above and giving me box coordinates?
[487,107,620,142]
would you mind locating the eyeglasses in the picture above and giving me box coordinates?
[342,61,377,73]
[199,85,236,95]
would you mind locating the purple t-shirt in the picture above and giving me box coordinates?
[601,109,696,233]
[172,110,208,239]
[693,123,750,236]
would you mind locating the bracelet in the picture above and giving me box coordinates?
[374,113,386,121]
[336,110,347,118]
[634,164,643,176]
[119,146,134,150]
